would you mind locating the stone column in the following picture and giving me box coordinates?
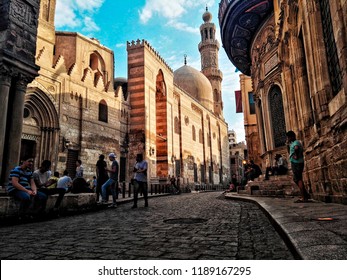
[2,77,28,184]
[0,73,12,183]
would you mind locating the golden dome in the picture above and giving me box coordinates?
[174,65,213,110]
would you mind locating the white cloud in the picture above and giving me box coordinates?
[139,0,186,23]
[167,20,199,33]
[55,0,104,32]
[55,0,79,28]
[139,0,215,24]
[82,17,100,33]
[116,43,126,48]
[75,0,105,11]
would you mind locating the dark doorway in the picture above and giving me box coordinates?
[20,139,36,164]
[200,164,205,183]
[194,163,198,182]
[119,156,126,182]
[175,159,181,177]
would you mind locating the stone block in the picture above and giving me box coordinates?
[0,193,96,219]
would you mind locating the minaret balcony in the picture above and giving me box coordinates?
[198,40,220,50]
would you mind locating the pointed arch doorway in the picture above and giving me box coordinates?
[155,70,168,178]
[22,88,60,168]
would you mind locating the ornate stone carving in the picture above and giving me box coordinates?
[10,0,38,29]
[264,53,278,75]
[22,133,39,141]
[0,63,13,83]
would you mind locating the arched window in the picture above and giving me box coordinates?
[99,100,108,123]
[192,125,196,141]
[90,53,99,70]
[269,86,286,147]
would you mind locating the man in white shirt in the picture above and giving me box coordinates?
[57,170,72,192]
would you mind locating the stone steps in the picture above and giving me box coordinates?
[239,175,300,197]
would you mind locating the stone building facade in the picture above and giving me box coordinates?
[228,130,247,184]
[219,0,347,203]
[126,9,229,185]
[0,1,229,186]
[0,0,41,186]
[239,74,262,167]
[20,0,130,181]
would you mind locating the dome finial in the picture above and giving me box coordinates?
[202,5,212,22]
[184,54,187,65]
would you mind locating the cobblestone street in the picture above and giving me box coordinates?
[0,192,294,260]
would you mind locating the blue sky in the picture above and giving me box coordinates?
[55,0,245,142]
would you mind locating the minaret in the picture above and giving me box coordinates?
[36,0,57,64]
[198,6,223,117]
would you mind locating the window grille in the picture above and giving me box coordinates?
[99,100,108,123]
[319,0,342,96]
[269,86,286,147]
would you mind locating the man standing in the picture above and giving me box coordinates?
[132,153,148,208]
[96,154,108,202]
[101,153,119,208]
[286,130,309,202]
[7,157,47,218]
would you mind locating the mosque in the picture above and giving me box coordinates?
[0,0,230,186]
[219,0,347,203]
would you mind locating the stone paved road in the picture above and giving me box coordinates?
[0,192,294,260]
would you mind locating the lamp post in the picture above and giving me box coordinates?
[242,160,247,188]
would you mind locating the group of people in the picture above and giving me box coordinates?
[6,159,74,218]
[6,129,309,219]
[6,152,150,218]
[95,153,149,209]
[230,130,308,203]
[244,160,262,183]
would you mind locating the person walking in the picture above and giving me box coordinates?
[96,154,108,202]
[6,157,47,218]
[100,153,119,208]
[286,130,310,203]
[132,153,148,208]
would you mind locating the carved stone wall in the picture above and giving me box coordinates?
[0,0,39,67]
[127,39,230,184]
[0,0,40,185]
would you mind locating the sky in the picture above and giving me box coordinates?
[55,0,245,142]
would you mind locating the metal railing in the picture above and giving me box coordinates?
[117,181,227,198]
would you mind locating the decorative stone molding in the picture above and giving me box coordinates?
[21,133,39,141]
[127,39,173,73]
[191,103,203,114]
